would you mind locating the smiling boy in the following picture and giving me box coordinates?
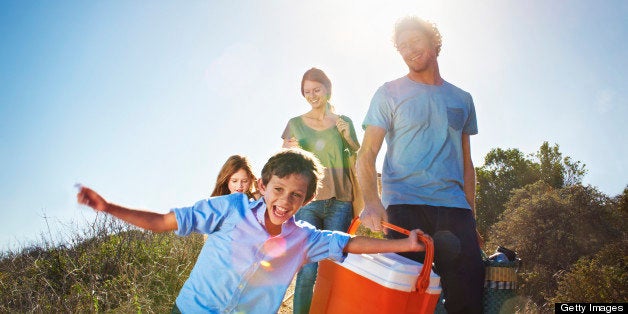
[77,148,426,313]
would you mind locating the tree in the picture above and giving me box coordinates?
[617,186,628,213]
[475,142,587,236]
[486,182,624,308]
[536,142,564,188]
[475,148,538,235]
[536,142,586,188]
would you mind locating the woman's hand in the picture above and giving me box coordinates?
[336,117,360,151]
[283,137,300,149]
[336,118,351,138]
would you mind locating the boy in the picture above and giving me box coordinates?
[77,149,426,313]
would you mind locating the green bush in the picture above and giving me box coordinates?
[0,214,203,313]
[486,182,626,310]
[551,241,628,303]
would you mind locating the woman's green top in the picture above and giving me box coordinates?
[282,115,359,202]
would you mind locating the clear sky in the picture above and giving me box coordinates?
[1,0,626,252]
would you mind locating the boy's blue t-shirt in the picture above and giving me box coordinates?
[171,193,351,313]
[363,77,478,209]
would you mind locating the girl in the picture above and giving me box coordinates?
[211,154,259,200]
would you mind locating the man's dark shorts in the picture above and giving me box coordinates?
[386,204,484,314]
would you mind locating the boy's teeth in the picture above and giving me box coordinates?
[274,205,287,216]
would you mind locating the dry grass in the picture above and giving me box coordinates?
[0,214,202,313]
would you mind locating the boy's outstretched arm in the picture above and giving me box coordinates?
[343,229,428,254]
[77,186,178,233]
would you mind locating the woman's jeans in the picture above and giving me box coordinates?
[293,198,352,314]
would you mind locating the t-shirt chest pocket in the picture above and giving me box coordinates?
[446,107,465,131]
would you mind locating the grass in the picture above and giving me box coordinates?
[0,214,203,313]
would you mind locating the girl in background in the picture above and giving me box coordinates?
[282,67,360,314]
[204,155,259,242]
[211,155,259,200]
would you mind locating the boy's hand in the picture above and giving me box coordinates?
[77,187,109,212]
[408,229,430,252]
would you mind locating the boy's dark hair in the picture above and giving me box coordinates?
[261,148,324,201]
[393,16,442,57]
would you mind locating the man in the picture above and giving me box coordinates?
[357,16,484,313]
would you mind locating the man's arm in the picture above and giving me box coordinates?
[77,186,178,232]
[356,125,387,231]
[462,134,484,246]
[462,134,476,216]
[344,229,426,254]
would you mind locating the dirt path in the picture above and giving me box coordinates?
[277,277,296,313]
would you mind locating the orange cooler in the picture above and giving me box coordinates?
[310,219,441,314]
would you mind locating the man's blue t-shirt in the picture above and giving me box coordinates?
[363,76,478,209]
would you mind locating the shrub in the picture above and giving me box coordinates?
[486,182,625,309]
[0,214,203,312]
[551,241,628,303]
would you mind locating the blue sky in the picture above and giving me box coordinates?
[1,1,626,251]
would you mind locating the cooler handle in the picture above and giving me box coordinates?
[347,217,434,292]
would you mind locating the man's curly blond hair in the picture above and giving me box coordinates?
[393,16,443,57]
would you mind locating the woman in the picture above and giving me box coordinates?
[282,67,360,314]
[211,154,259,200]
